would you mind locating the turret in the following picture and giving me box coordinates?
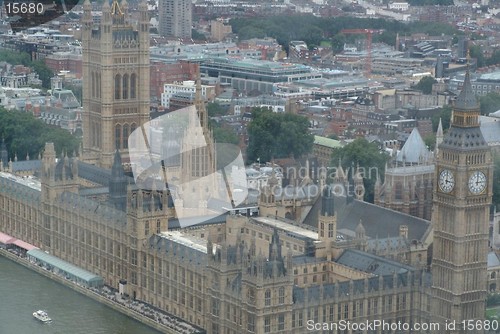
[354,162,364,200]
[109,149,128,210]
[318,185,338,260]
[0,138,8,170]
[435,117,443,156]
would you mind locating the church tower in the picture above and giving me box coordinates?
[431,63,493,332]
[81,0,150,169]
[177,78,217,211]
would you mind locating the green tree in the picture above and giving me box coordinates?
[210,120,239,146]
[207,102,227,117]
[424,134,436,151]
[0,50,54,89]
[431,105,452,132]
[192,29,207,41]
[32,60,54,89]
[246,108,313,163]
[0,108,80,159]
[469,44,485,68]
[230,15,460,52]
[330,138,389,203]
[480,92,500,115]
[414,76,437,94]
[407,0,453,6]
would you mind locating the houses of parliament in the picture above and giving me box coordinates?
[0,1,495,333]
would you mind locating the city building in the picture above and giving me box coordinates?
[0,4,494,334]
[150,61,199,101]
[161,80,215,109]
[375,128,435,220]
[158,0,192,38]
[232,95,288,115]
[431,64,493,331]
[200,58,321,94]
[210,20,232,42]
[312,135,342,167]
[44,51,83,79]
[81,0,150,168]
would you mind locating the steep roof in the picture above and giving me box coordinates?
[396,127,431,164]
[454,68,478,110]
[337,249,414,275]
[302,190,430,243]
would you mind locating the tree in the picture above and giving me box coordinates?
[424,134,436,151]
[246,108,313,163]
[480,92,500,115]
[210,120,239,146]
[0,50,53,89]
[192,29,207,41]
[414,76,437,94]
[330,138,389,203]
[0,50,31,66]
[207,102,227,117]
[431,105,452,132]
[32,60,54,89]
[469,44,485,68]
[0,108,80,159]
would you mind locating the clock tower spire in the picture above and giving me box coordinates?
[431,59,493,333]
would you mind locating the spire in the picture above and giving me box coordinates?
[269,227,281,261]
[109,149,128,210]
[454,54,478,110]
[355,220,366,239]
[111,0,123,15]
[437,118,443,138]
[195,74,208,131]
[111,149,125,178]
[436,117,443,152]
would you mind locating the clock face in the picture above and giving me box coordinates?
[468,171,487,194]
[439,169,455,193]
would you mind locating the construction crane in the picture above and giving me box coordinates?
[340,29,384,77]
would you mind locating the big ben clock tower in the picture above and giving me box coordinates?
[431,62,494,333]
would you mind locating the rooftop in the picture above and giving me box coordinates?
[0,172,41,191]
[159,231,208,254]
[396,128,432,164]
[252,216,318,241]
[314,135,342,149]
[27,248,103,284]
[337,249,414,276]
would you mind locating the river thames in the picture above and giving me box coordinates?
[0,256,162,334]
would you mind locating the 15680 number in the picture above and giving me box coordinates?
[5,2,44,15]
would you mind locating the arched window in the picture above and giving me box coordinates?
[97,73,101,98]
[264,289,271,306]
[115,74,121,99]
[130,74,136,98]
[278,287,285,304]
[122,124,129,149]
[115,124,121,149]
[92,122,97,147]
[492,272,497,279]
[91,72,95,98]
[122,74,129,99]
